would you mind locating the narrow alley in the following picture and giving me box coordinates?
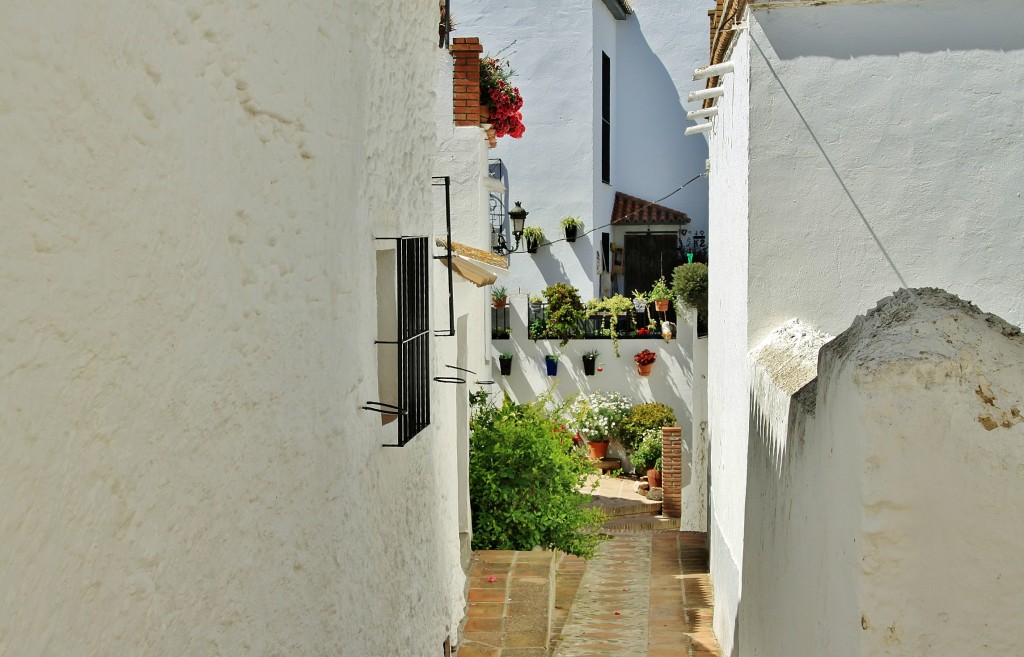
[460,478,721,657]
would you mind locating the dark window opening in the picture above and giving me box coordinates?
[601,52,611,184]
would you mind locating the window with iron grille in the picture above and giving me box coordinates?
[365,236,432,447]
[396,236,431,444]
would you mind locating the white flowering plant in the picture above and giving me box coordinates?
[564,391,632,443]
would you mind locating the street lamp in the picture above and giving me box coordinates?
[493,201,529,255]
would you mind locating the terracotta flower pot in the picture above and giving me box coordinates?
[647,468,662,488]
[587,441,609,460]
[493,298,507,309]
[653,298,670,312]
[637,362,654,377]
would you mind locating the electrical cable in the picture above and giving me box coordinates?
[521,172,706,252]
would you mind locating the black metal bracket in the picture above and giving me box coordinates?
[433,176,456,338]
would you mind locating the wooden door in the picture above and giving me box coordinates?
[623,233,681,295]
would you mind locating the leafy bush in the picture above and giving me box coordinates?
[543,282,586,346]
[621,402,676,451]
[631,428,662,471]
[469,397,607,558]
[672,263,708,317]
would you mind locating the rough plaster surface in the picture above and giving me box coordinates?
[740,289,1024,656]
[491,297,708,531]
[708,2,1024,651]
[0,2,465,655]
[705,20,751,655]
[454,0,710,299]
[749,320,833,463]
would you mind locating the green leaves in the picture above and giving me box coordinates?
[469,399,608,558]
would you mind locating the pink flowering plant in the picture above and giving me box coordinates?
[480,55,525,139]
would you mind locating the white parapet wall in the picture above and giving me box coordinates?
[0,2,465,655]
[739,289,1024,656]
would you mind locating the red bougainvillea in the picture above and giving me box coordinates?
[480,55,525,139]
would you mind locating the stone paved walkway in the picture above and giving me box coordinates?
[550,532,720,657]
[460,476,722,657]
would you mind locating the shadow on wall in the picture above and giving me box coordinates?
[757,0,1024,60]
[614,13,708,223]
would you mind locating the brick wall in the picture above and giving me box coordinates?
[662,427,682,518]
[450,37,496,147]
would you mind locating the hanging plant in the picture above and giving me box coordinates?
[480,53,525,139]
[586,294,635,358]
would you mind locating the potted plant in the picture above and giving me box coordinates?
[498,352,514,376]
[581,349,600,376]
[650,277,672,312]
[542,282,586,346]
[585,294,635,357]
[565,391,631,461]
[672,262,709,319]
[631,289,648,314]
[634,348,657,376]
[631,428,663,487]
[529,294,544,313]
[492,285,508,309]
[561,216,583,243]
[544,352,560,376]
[492,326,511,339]
[522,226,545,254]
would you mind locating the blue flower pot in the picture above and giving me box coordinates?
[545,357,558,376]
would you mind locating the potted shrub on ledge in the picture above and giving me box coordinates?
[492,285,508,309]
[561,216,584,243]
[634,348,657,376]
[650,276,672,312]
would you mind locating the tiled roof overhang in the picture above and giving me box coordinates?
[601,0,633,20]
[611,192,691,226]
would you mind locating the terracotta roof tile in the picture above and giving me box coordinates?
[611,192,690,226]
[435,238,509,271]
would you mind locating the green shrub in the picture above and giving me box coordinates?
[543,282,586,346]
[672,263,708,317]
[621,402,676,451]
[470,397,608,558]
[631,428,662,472]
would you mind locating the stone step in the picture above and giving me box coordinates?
[601,514,681,533]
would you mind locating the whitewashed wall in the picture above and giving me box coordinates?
[488,297,708,531]
[454,0,711,300]
[740,290,1024,656]
[707,2,1024,652]
[746,0,1024,344]
[433,47,496,557]
[455,0,599,298]
[0,2,465,655]
[706,20,751,656]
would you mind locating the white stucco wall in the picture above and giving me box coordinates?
[454,0,711,301]
[0,2,465,655]
[455,0,598,298]
[740,290,1024,656]
[706,21,751,656]
[489,296,707,530]
[433,46,499,555]
[746,0,1024,344]
[708,2,1024,652]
